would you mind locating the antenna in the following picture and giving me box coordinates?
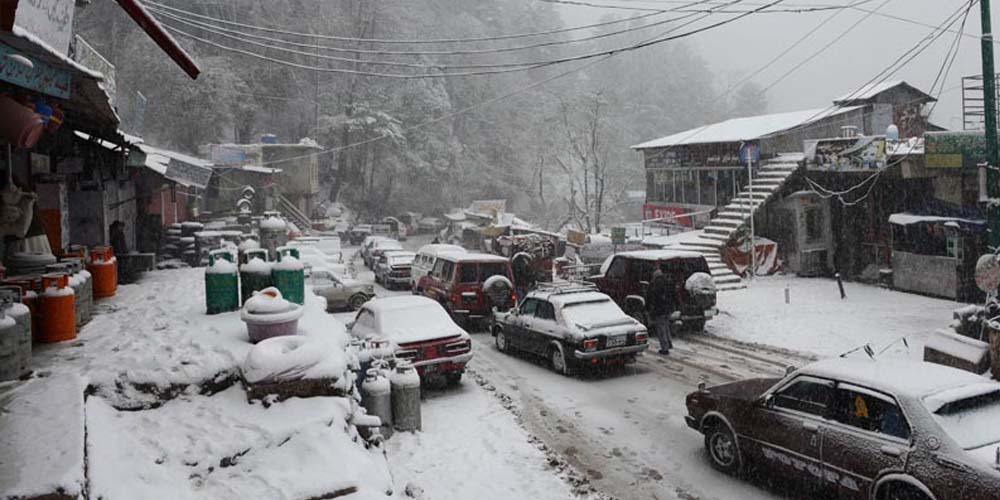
[838,343,874,359]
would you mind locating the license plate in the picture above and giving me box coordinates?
[422,363,439,374]
[606,335,627,348]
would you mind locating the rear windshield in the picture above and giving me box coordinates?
[480,262,509,281]
[561,300,628,328]
[455,262,509,283]
[389,255,414,266]
[932,390,1000,449]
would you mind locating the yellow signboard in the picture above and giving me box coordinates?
[925,153,963,169]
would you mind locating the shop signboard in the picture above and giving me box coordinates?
[925,131,985,169]
[0,43,71,98]
[12,0,75,55]
[611,227,626,246]
[805,136,887,171]
[73,35,115,104]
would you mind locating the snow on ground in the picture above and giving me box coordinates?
[385,383,576,500]
[712,275,965,360]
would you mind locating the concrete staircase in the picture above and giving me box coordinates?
[678,160,800,291]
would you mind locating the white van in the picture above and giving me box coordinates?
[411,244,466,291]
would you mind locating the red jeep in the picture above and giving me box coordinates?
[419,252,515,325]
[590,250,717,332]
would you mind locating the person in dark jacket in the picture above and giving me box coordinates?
[645,265,674,355]
[109,220,129,255]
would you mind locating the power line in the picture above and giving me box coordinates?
[540,0,873,12]
[145,0,668,45]
[150,5,708,61]
[162,0,780,79]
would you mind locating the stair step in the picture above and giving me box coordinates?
[703,226,734,236]
[716,211,749,220]
[761,163,798,171]
[711,219,743,227]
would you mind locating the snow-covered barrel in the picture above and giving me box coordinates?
[361,368,393,439]
[272,247,305,305]
[239,249,272,305]
[205,250,240,314]
[240,287,303,343]
[36,273,75,343]
[0,286,30,379]
[390,362,421,432]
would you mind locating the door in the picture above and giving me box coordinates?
[507,298,539,351]
[601,257,628,303]
[752,376,834,494]
[820,383,911,499]
[528,300,560,355]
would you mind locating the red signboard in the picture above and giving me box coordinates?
[642,203,694,227]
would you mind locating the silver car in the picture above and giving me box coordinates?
[311,268,374,311]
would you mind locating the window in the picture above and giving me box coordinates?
[535,301,556,321]
[772,377,834,417]
[432,259,446,277]
[458,263,478,283]
[606,257,626,279]
[832,385,910,440]
[479,262,508,281]
[441,261,455,281]
[519,298,539,316]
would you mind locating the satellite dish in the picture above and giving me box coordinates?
[975,254,1000,292]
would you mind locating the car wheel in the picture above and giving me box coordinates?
[687,318,706,334]
[705,423,742,474]
[494,327,509,353]
[445,372,462,386]
[348,293,369,310]
[550,343,572,376]
[881,483,932,500]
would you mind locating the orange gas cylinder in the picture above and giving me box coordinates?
[3,276,41,341]
[37,274,75,343]
[88,246,117,298]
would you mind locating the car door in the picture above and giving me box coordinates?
[529,300,560,355]
[820,383,911,499]
[751,376,834,494]
[507,298,539,351]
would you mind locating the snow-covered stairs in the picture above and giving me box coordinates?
[678,160,800,291]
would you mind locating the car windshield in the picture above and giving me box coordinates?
[932,390,1000,449]
[560,299,629,328]
[389,254,414,265]
[479,262,508,281]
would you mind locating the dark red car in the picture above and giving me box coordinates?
[590,250,717,332]
[686,357,1000,500]
[418,252,514,325]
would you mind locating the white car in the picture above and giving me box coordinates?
[351,296,472,384]
[365,239,404,269]
[291,245,343,276]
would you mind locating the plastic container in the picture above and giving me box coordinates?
[37,273,75,343]
[0,286,31,378]
[390,362,422,432]
[205,249,240,314]
[272,247,305,305]
[88,246,117,298]
[240,287,303,343]
[239,249,273,305]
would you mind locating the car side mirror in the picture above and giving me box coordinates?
[762,394,773,408]
[510,307,519,316]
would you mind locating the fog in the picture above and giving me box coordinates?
[559,0,997,130]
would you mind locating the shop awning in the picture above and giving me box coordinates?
[0,27,119,138]
[136,144,213,189]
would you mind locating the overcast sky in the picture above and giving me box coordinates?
[558,0,997,131]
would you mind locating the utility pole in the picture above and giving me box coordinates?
[982,0,1000,247]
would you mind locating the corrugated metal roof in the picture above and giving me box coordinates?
[832,80,935,105]
[631,106,862,150]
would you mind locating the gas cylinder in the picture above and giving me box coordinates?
[272,246,304,305]
[239,249,272,305]
[37,273,75,343]
[0,307,20,381]
[390,362,422,432]
[3,276,40,342]
[60,258,92,325]
[360,367,393,439]
[205,249,239,314]
[46,263,82,331]
[88,246,117,298]
[0,286,31,378]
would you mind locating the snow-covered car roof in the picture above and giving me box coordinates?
[416,244,466,256]
[800,358,990,398]
[437,252,509,263]
[373,239,403,249]
[613,249,706,261]
[545,291,613,308]
[361,296,466,344]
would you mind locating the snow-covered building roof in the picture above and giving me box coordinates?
[832,80,936,106]
[632,106,862,149]
[136,144,213,188]
[888,213,985,227]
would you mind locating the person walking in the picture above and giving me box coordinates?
[645,265,674,355]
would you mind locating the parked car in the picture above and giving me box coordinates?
[290,235,341,255]
[365,239,404,269]
[351,295,473,384]
[359,236,388,264]
[346,225,373,246]
[590,249,717,332]
[686,357,1000,500]
[418,217,444,234]
[419,252,514,325]
[310,268,374,311]
[411,244,466,292]
[374,251,416,289]
[289,245,343,277]
[491,284,648,375]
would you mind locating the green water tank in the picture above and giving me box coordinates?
[272,246,305,305]
[240,249,273,305]
[205,249,239,314]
